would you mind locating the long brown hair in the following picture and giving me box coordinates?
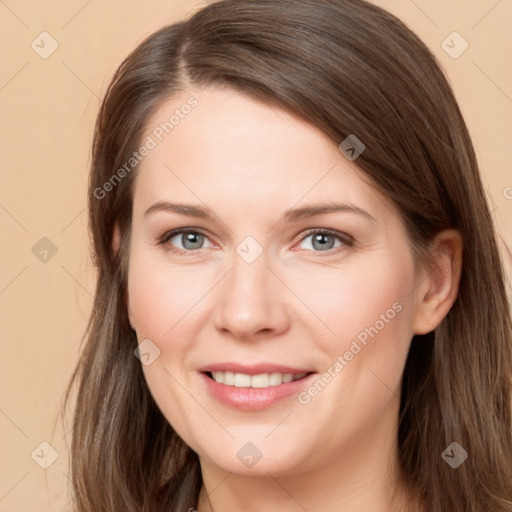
[61,1,512,510]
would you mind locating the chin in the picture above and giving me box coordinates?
[192,433,314,478]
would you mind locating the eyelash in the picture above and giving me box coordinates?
[158,228,354,257]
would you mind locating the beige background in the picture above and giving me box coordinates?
[0,1,511,510]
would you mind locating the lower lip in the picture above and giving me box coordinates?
[200,372,316,411]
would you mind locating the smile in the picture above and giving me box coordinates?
[199,364,316,410]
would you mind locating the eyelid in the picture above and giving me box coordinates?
[296,228,354,246]
[158,228,215,255]
[291,228,354,255]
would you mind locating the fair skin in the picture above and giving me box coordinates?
[123,85,462,512]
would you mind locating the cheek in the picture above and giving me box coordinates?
[288,255,415,351]
[127,248,214,344]
[127,251,214,445]
[288,255,417,413]
[289,257,415,438]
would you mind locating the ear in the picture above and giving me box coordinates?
[412,229,463,335]
[112,221,137,331]
[127,301,136,331]
[112,221,121,255]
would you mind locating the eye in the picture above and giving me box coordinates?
[296,229,353,254]
[159,229,214,254]
[158,228,353,256]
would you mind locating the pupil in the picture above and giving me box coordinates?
[313,233,334,251]
[183,232,203,249]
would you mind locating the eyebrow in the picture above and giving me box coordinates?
[144,201,376,223]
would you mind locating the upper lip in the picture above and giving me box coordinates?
[198,363,315,375]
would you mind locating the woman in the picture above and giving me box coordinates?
[62,0,512,510]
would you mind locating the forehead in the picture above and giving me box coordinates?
[132,86,391,222]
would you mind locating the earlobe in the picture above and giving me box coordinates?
[112,221,121,255]
[127,301,136,331]
[412,229,463,335]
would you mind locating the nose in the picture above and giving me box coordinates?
[212,251,290,341]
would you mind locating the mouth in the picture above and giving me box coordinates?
[204,370,312,388]
[198,364,316,410]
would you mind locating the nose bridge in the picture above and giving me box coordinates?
[230,249,271,301]
[213,244,288,337]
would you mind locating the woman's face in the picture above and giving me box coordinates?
[127,85,425,476]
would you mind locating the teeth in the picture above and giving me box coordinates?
[251,373,270,388]
[234,373,251,387]
[269,372,283,386]
[210,371,307,388]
